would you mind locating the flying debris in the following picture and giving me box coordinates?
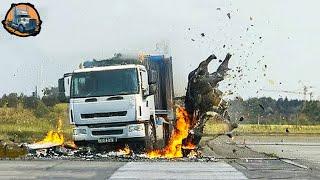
[227,13,231,19]
[184,53,235,145]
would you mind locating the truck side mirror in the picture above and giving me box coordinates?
[149,84,157,95]
[140,70,149,97]
[58,78,65,93]
[148,70,157,84]
[58,78,68,103]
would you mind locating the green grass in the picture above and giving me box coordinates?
[235,124,320,134]
[1,104,320,143]
[0,104,73,143]
[204,123,320,135]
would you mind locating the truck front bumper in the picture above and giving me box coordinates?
[73,122,146,142]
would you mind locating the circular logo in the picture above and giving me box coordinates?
[2,3,42,37]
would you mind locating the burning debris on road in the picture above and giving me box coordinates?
[147,107,193,158]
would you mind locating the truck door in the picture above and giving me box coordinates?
[139,69,151,120]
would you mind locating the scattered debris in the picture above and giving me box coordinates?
[0,141,27,158]
[200,33,205,37]
[187,150,198,158]
[227,13,231,19]
[191,38,195,41]
[226,132,233,139]
[216,8,221,10]
[232,149,237,154]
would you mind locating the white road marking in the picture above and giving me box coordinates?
[109,161,247,179]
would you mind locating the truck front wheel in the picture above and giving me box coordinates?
[18,25,25,33]
[144,122,156,151]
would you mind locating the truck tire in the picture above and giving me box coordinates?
[18,25,25,33]
[144,122,156,151]
[74,141,88,148]
[7,21,12,27]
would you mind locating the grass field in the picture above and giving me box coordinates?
[204,122,320,135]
[0,104,319,143]
[0,104,73,143]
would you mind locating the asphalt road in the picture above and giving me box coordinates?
[235,135,320,174]
[0,160,246,179]
[203,135,320,179]
[0,135,319,179]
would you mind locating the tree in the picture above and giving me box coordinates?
[34,101,49,118]
[0,94,8,107]
[42,87,60,107]
[302,101,320,123]
[22,96,40,109]
[7,93,19,108]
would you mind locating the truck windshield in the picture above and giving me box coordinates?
[71,68,139,98]
[18,15,30,18]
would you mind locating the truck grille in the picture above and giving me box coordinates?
[28,19,37,29]
[81,111,127,119]
[92,129,123,136]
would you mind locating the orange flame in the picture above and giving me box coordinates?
[64,141,77,149]
[148,107,195,158]
[182,140,196,150]
[36,118,64,146]
[118,145,131,155]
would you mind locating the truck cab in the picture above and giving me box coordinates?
[10,7,37,33]
[59,55,174,150]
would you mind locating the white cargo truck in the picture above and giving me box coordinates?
[58,55,175,150]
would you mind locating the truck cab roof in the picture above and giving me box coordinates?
[73,64,145,73]
[15,8,29,16]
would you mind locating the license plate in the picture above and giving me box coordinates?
[98,137,117,143]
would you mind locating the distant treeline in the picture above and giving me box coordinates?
[0,87,60,118]
[1,88,319,125]
[228,97,320,125]
[174,96,320,125]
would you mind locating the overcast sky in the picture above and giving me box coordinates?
[0,0,319,100]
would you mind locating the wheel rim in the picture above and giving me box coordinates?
[149,124,155,144]
[19,26,24,32]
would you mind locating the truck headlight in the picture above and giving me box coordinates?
[128,124,144,132]
[73,128,87,135]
